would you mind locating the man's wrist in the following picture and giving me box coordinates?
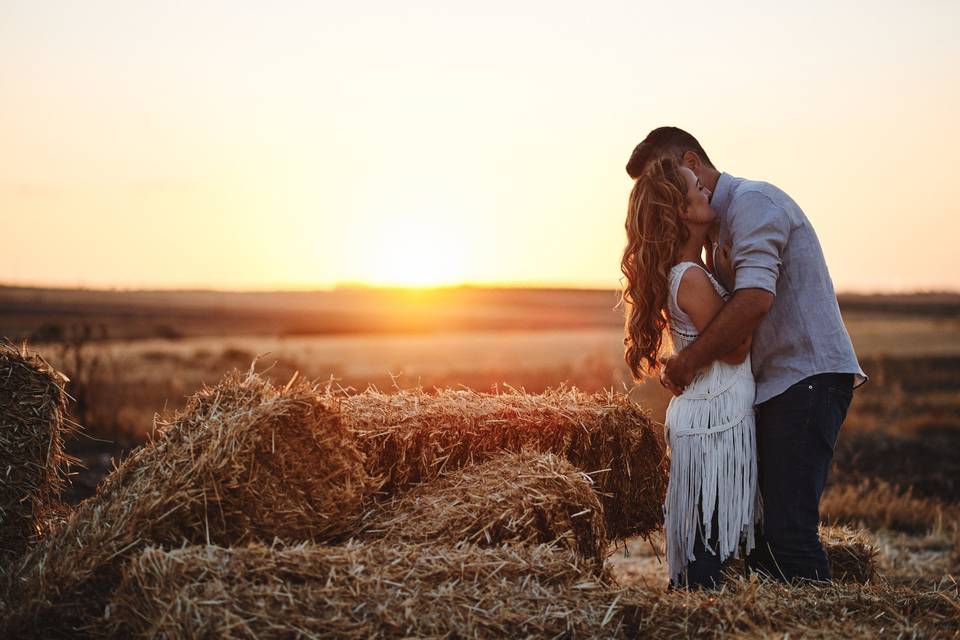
[677,344,700,376]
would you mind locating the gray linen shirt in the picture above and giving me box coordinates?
[711,172,867,404]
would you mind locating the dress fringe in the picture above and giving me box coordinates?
[663,407,760,581]
[663,262,762,583]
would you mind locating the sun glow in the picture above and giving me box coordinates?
[362,220,469,288]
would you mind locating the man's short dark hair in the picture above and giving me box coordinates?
[625,126,715,179]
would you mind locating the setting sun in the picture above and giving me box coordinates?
[362,220,468,288]
[1,1,958,294]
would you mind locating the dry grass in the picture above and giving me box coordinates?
[106,542,625,640]
[818,525,880,583]
[1,369,375,638]
[333,384,668,540]
[822,479,959,535]
[871,530,959,589]
[353,449,608,566]
[106,542,959,640]
[620,576,960,639]
[831,426,960,503]
[0,341,74,560]
[726,525,880,585]
[952,535,960,576]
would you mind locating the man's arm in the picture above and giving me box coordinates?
[661,190,790,394]
[662,289,772,392]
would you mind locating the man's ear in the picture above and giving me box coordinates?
[680,150,701,172]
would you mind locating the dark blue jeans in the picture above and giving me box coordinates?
[669,502,729,590]
[746,372,854,582]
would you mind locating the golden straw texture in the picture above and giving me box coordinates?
[0,341,73,559]
[818,525,880,584]
[1,369,374,638]
[622,576,959,639]
[354,450,608,565]
[106,542,629,640]
[106,543,959,640]
[334,384,668,540]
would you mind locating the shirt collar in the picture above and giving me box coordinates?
[710,172,737,222]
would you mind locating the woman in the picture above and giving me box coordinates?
[619,156,760,589]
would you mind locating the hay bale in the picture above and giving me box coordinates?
[106,543,959,640]
[106,542,630,640]
[1,369,375,638]
[820,525,879,584]
[726,524,879,584]
[355,450,608,565]
[622,575,959,639]
[334,384,668,540]
[0,342,74,559]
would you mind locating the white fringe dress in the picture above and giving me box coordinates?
[663,261,761,583]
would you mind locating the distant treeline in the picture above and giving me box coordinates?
[0,285,957,342]
[837,293,960,317]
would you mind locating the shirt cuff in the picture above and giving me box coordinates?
[734,266,778,295]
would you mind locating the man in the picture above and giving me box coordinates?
[625,126,866,582]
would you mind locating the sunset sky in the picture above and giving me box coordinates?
[2,1,958,292]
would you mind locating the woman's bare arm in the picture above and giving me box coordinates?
[676,268,752,365]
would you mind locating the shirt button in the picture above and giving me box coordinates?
[808,385,813,389]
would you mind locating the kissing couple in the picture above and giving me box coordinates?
[619,127,867,589]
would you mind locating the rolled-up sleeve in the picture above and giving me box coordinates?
[729,190,791,295]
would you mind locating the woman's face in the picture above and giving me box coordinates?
[679,166,715,225]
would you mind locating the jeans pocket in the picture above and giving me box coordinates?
[758,380,817,446]
[812,385,850,453]
[833,384,853,426]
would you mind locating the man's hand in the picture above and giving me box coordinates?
[714,242,735,293]
[659,353,696,397]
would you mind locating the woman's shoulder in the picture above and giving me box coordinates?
[672,261,728,301]
[669,261,703,291]
[675,265,719,305]
[670,261,713,291]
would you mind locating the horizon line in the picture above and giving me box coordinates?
[2,280,958,298]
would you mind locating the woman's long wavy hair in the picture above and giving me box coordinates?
[619,156,691,381]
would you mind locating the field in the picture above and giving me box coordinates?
[2,285,959,637]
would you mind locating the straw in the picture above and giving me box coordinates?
[353,449,608,566]
[106,541,627,640]
[106,542,959,640]
[333,384,668,540]
[0,341,75,560]
[819,524,880,584]
[1,369,374,637]
[822,479,958,535]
